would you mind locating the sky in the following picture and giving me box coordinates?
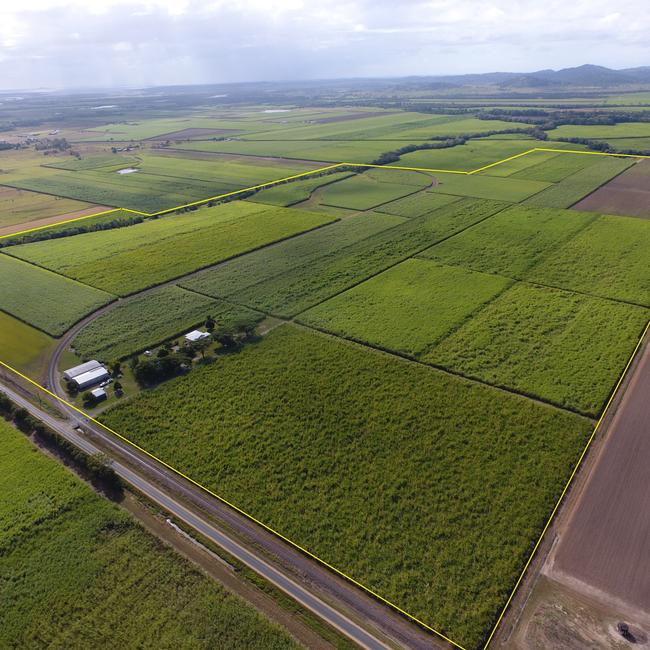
[1,0,650,90]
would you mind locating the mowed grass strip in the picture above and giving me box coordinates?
[426,283,649,416]
[182,211,406,299]
[100,325,592,650]
[233,198,508,317]
[8,202,333,296]
[431,173,550,202]
[0,254,114,336]
[526,214,650,306]
[375,191,461,218]
[317,174,425,210]
[0,311,54,375]
[523,157,634,208]
[420,205,597,278]
[0,420,299,650]
[72,286,264,362]
[300,259,511,356]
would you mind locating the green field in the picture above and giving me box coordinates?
[182,211,406,299]
[510,152,601,182]
[374,191,460,218]
[0,418,299,649]
[249,171,353,206]
[72,286,263,361]
[0,209,142,248]
[420,206,597,277]
[547,122,650,140]
[431,173,550,202]
[231,199,508,317]
[527,214,650,306]
[300,259,511,356]
[0,311,54,375]
[172,139,431,164]
[523,157,634,208]
[0,185,94,229]
[396,139,539,172]
[100,325,592,650]
[0,254,114,336]
[317,174,427,210]
[8,202,332,296]
[478,149,559,177]
[6,153,316,213]
[426,283,649,416]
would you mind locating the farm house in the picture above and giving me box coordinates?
[184,330,211,343]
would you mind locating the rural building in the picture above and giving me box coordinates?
[63,360,102,382]
[90,388,107,401]
[73,367,110,390]
[185,330,211,343]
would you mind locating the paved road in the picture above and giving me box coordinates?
[1,382,395,650]
[553,333,650,613]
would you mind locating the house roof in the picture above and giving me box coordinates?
[185,330,210,342]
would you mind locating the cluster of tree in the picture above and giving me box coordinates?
[34,137,70,152]
[0,215,143,248]
[0,391,122,493]
[129,316,259,387]
[554,136,650,156]
[0,141,16,150]
[130,352,188,386]
[173,188,259,214]
[372,127,549,166]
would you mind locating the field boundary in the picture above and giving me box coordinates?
[482,318,650,648]
[2,144,650,650]
[1,318,648,650]
[3,147,650,242]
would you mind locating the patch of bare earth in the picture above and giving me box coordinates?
[573,159,650,218]
[507,576,649,650]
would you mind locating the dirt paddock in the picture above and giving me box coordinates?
[573,159,650,218]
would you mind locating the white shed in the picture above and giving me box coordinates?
[63,360,102,382]
[73,367,110,390]
[90,387,107,401]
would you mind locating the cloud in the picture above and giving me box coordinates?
[0,0,649,89]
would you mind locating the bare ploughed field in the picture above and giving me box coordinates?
[553,338,650,613]
[574,159,650,218]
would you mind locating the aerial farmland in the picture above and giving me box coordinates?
[2,71,650,650]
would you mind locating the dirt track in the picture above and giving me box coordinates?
[552,333,650,613]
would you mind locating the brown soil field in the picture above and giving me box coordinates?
[574,160,650,218]
[553,336,650,614]
[147,127,242,140]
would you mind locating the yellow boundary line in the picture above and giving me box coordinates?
[1,320,648,650]
[0,358,466,650]
[4,145,650,242]
[482,318,650,649]
[1,145,650,649]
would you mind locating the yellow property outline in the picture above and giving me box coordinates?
[3,146,650,242]
[1,145,649,649]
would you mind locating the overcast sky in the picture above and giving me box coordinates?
[1,0,649,90]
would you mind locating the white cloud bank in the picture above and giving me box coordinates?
[1,0,649,89]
